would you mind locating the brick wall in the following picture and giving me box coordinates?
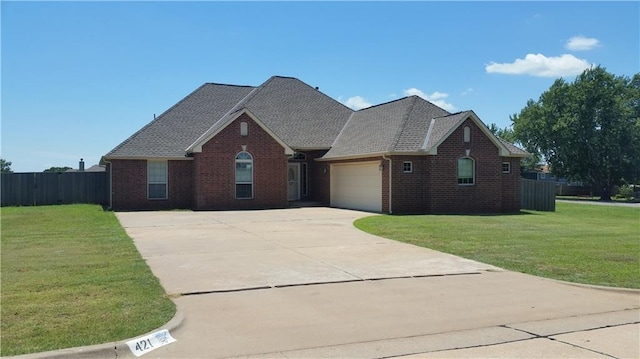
[501,157,522,212]
[426,119,511,214]
[192,113,289,210]
[388,156,429,214]
[110,159,193,210]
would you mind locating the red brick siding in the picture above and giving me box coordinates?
[389,156,430,214]
[110,159,193,211]
[501,157,522,212]
[427,119,507,214]
[192,113,288,210]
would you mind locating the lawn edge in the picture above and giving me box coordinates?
[7,309,184,359]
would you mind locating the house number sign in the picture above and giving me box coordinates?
[126,329,176,357]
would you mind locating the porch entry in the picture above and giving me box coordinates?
[288,163,300,201]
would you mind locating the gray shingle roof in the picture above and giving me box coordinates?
[106,83,255,158]
[240,76,353,149]
[421,111,471,151]
[106,76,527,160]
[323,96,450,158]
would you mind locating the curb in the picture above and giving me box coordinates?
[6,310,184,359]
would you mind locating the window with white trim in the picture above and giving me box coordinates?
[502,162,511,173]
[457,157,474,185]
[463,126,471,143]
[147,160,168,199]
[240,122,248,136]
[235,152,253,199]
[403,161,413,173]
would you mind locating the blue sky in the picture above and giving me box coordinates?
[2,1,638,172]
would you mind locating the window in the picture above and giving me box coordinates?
[457,157,474,185]
[240,122,248,136]
[463,126,471,143]
[403,161,413,173]
[148,161,167,199]
[293,152,307,160]
[502,162,511,174]
[235,152,253,199]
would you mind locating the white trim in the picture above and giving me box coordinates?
[502,162,511,174]
[187,109,294,155]
[402,161,413,173]
[287,163,301,201]
[421,118,436,151]
[147,160,168,200]
[235,151,254,199]
[427,111,514,157]
[457,157,475,186]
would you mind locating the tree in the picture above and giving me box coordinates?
[488,123,540,172]
[511,66,640,200]
[1,158,12,173]
[44,166,72,173]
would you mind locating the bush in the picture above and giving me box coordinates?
[615,184,634,200]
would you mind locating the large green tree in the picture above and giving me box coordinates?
[511,66,640,200]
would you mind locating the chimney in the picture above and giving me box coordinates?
[79,158,85,172]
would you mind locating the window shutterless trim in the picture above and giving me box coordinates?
[147,160,168,200]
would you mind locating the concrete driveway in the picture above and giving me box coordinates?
[117,208,499,295]
[115,208,639,359]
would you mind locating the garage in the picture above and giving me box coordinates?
[330,162,382,212]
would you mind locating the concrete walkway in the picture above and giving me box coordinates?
[110,207,639,359]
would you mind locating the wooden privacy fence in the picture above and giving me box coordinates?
[520,178,556,211]
[1,172,109,207]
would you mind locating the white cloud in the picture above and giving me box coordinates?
[403,88,457,112]
[485,53,592,77]
[344,96,372,110]
[565,36,600,51]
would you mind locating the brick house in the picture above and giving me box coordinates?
[104,76,528,213]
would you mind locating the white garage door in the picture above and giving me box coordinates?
[330,162,382,212]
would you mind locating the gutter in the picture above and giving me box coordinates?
[382,155,392,214]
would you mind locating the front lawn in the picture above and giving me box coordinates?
[355,202,639,288]
[0,204,176,356]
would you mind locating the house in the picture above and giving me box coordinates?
[103,76,528,214]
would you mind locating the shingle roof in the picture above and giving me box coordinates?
[323,96,450,158]
[237,76,354,149]
[106,76,527,160]
[107,76,354,158]
[421,111,471,151]
[106,83,255,158]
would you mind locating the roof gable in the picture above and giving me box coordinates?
[188,109,294,155]
[323,96,450,159]
[423,111,529,157]
[240,76,354,149]
[105,83,255,159]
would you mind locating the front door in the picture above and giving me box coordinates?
[288,163,300,201]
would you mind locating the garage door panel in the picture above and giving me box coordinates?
[330,162,382,212]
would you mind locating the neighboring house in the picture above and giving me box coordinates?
[104,76,528,214]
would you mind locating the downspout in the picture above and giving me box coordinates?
[382,155,392,214]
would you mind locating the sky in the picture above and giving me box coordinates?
[2,1,638,172]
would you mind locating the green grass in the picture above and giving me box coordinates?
[355,202,640,289]
[1,204,176,356]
